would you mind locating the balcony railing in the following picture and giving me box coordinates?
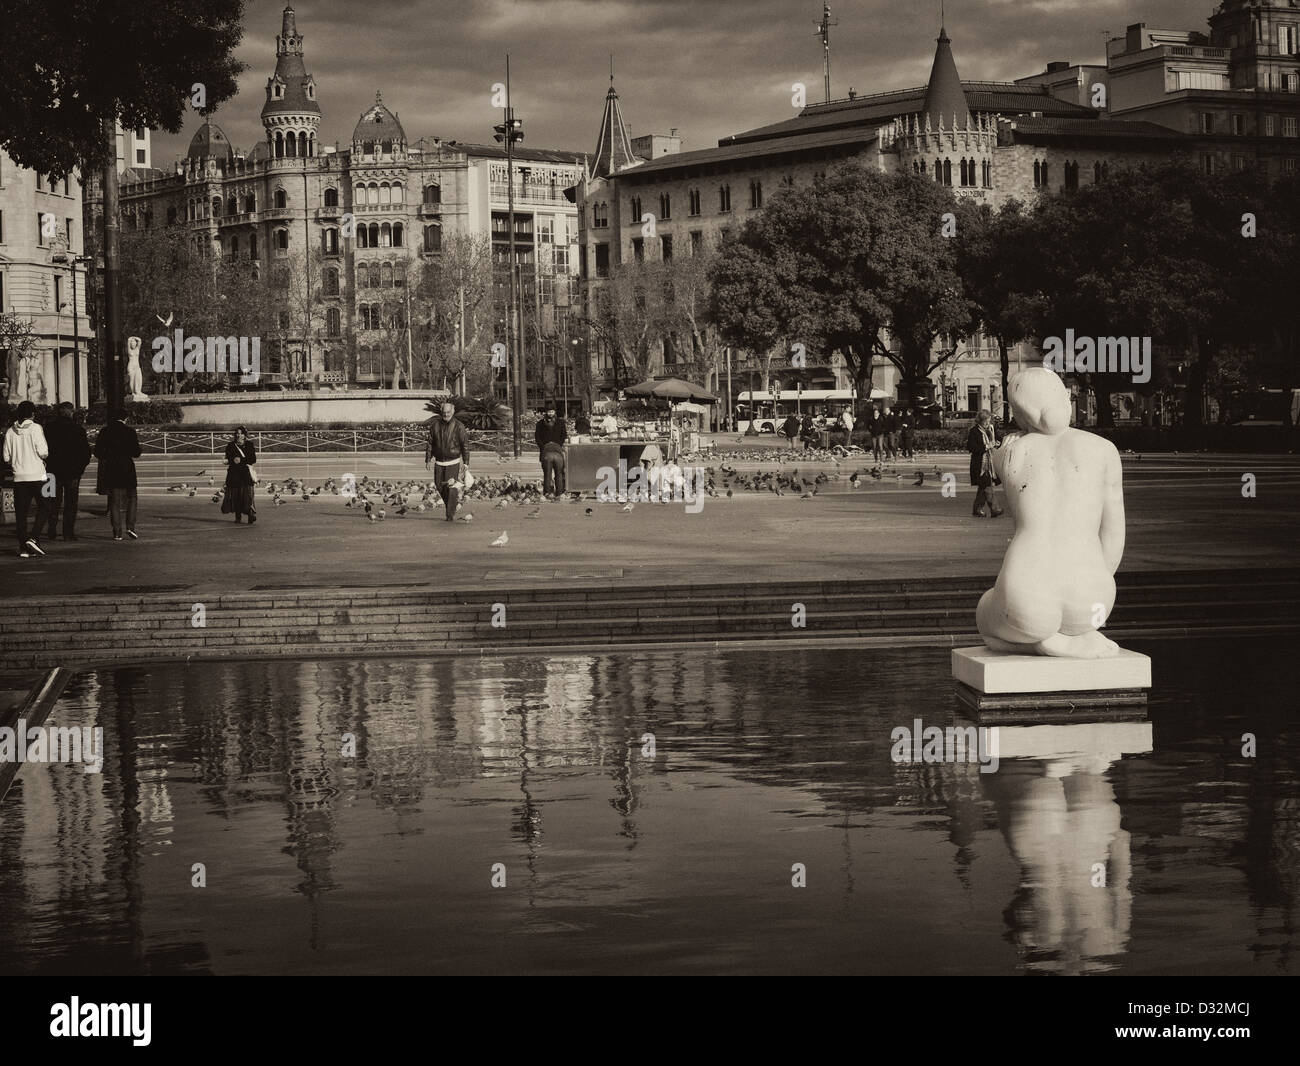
[490,182,571,204]
[315,206,341,221]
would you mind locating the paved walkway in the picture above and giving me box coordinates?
[3,453,1296,600]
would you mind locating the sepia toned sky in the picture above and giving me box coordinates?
[151,0,1212,165]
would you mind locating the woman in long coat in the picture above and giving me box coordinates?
[221,426,258,524]
[967,409,1003,519]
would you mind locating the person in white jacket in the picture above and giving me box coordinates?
[3,401,51,557]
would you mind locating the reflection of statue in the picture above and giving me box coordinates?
[126,336,147,400]
[976,368,1126,659]
[981,721,1150,975]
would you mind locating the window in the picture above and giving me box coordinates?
[690,230,703,254]
[593,201,608,227]
[278,311,291,330]
[942,158,952,186]
[1200,112,1215,134]
[324,228,339,254]
[718,184,731,211]
[595,242,610,277]
[1233,114,1246,136]
[1285,117,1300,138]
[395,262,406,287]
[1280,25,1298,55]
[327,307,341,337]
[324,187,339,207]
[54,274,63,310]
[35,174,42,191]
[1064,160,1079,189]
[249,233,257,260]
[368,223,379,247]
[275,228,289,250]
[381,263,393,287]
[423,224,441,253]
[748,181,762,208]
[136,149,145,164]
[1265,114,1276,136]
[1288,72,1300,93]
[631,196,642,220]
[982,159,991,187]
[211,196,221,217]
[632,236,644,262]
[659,193,671,219]
[423,184,441,205]
[380,222,392,248]
[229,235,238,258]
[275,189,287,209]
[1202,152,1216,175]
[1285,157,1298,173]
[36,212,47,246]
[661,234,672,261]
[934,159,942,182]
[689,188,701,215]
[65,217,73,246]
[245,194,256,213]
[382,139,393,154]
[959,158,970,186]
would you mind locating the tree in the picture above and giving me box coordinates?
[663,249,727,395]
[0,0,247,177]
[591,259,673,383]
[411,235,495,391]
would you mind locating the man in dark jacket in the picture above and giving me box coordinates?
[867,406,886,463]
[44,402,91,540]
[781,413,800,450]
[425,401,471,521]
[534,405,567,496]
[94,409,142,541]
[898,408,914,460]
[881,405,898,460]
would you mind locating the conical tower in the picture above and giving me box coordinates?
[591,72,638,178]
[261,4,321,159]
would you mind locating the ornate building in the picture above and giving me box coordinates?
[572,17,1253,419]
[113,4,584,394]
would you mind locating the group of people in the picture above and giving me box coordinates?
[780,404,916,461]
[2,401,141,557]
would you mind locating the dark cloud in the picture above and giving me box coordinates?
[153,0,1209,163]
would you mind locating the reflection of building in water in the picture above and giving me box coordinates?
[981,721,1151,975]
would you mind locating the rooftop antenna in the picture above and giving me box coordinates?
[814,4,839,103]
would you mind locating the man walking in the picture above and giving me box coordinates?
[95,408,142,541]
[3,401,51,557]
[882,404,898,460]
[44,402,91,541]
[535,404,567,497]
[425,401,470,521]
[899,407,914,460]
[782,412,800,450]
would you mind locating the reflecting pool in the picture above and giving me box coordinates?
[0,639,1296,975]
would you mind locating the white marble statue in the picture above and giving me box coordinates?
[16,349,44,404]
[126,336,147,400]
[975,367,1126,659]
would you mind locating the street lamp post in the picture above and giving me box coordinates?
[494,56,525,457]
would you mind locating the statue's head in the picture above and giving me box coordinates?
[127,336,141,355]
[1009,368,1072,436]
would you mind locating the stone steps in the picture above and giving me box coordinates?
[2,567,1295,668]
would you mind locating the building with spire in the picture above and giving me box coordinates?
[106,3,585,399]
[573,18,1207,415]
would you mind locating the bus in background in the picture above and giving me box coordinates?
[736,389,888,433]
[1227,388,1300,428]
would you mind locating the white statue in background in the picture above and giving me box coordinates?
[17,349,44,403]
[126,336,147,400]
[976,367,1126,659]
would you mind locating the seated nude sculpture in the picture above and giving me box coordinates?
[976,367,1125,659]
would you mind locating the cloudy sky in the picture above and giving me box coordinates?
[153,0,1211,164]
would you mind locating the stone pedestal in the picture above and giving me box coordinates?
[952,646,1152,717]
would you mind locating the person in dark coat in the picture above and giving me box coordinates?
[574,410,592,436]
[43,402,91,540]
[899,408,914,460]
[781,413,800,449]
[94,409,142,541]
[967,409,1003,518]
[882,405,898,460]
[866,406,886,463]
[534,404,567,496]
[221,426,258,524]
[425,402,471,520]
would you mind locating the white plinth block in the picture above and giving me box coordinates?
[952,646,1152,695]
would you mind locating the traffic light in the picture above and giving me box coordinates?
[494,113,524,145]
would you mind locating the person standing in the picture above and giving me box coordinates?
[3,400,51,557]
[535,404,567,497]
[899,407,914,460]
[867,405,885,463]
[967,409,1003,518]
[574,410,592,436]
[43,402,91,541]
[782,413,800,450]
[840,407,855,445]
[222,426,258,524]
[425,401,470,521]
[882,404,898,460]
[94,407,142,541]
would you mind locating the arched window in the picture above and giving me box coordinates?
[354,183,366,207]
[324,187,339,207]
[380,222,392,247]
[983,160,991,187]
[391,183,403,204]
[381,262,394,287]
[326,307,341,337]
[423,184,441,205]
[367,183,379,205]
[298,132,307,158]
[286,130,297,157]
[324,228,339,254]
[368,263,380,288]
[357,225,369,249]
[363,141,375,156]
[358,345,376,377]
[379,183,391,206]
[392,223,404,248]
[631,196,641,220]
[395,261,406,287]
[324,268,339,296]
[211,196,221,217]
[229,235,239,258]
[1033,160,1041,187]
[245,194,256,213]
[943,158,952,186]
[275,188,287,209]
[275,131,284,158]
[275,228,289,250]
[934,159,942,182]
[226,196,237,216]
[959,158,967,186]
[1041,161,1050,187]
[381,139,393,154]
[368,222,379,246]
[424,224,441,252]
